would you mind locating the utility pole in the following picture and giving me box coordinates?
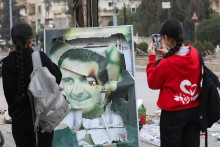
[124,1,126,25]
[112,0,117,26]
[9,0,13,42]
[73,0,98,27]
[35,0,38,45]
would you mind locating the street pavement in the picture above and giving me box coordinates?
[0,66,220,147]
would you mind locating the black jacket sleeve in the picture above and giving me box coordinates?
[39,51,62,84]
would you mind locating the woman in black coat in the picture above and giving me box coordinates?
[2,23,62,147]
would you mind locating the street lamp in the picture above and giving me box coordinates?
[35,0,38,45]
[130,1,136,13]
[113,0,136,26]
[123,0,136,25]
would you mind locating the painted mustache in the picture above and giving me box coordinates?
[70,92,91,102]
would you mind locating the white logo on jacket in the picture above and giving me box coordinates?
[174,80,199,105]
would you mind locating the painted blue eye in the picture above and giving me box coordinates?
[62,77,74,85]
[80,76,88,83]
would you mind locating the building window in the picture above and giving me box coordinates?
[216,0,219,8]
[38,6,41,13]
[29,4,35,15]
[108,2,112,7]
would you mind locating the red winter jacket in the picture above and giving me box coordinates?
[146,44,202,111]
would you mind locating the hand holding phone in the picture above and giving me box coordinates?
[147,43,155,55]
[152,34,161,51]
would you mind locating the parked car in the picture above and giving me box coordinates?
[0,39,6,45]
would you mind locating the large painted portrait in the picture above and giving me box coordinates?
[44,26,139,147]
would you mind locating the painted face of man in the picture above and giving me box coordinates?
[60,58,102,115]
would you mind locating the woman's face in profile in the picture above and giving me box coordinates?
[60,58,103,115]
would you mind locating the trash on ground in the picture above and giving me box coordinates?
[138,104,147,125]
[211,133,220,137]
[139,120,160,144]
[0,110,12,125]
[216,135,220,141]
[149,109,161,117]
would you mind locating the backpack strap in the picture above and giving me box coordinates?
[30,51,42,147]
[30,51,42,131]
[196,49,208,147]
[32,51,42,69]
[197,49,204,66]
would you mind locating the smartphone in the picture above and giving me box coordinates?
[152,34,161,51]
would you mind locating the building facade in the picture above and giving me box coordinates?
[17,0,72,30]
[98,0,141,26]
[209,0,220,14]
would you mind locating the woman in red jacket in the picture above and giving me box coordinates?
[147,18,202,147]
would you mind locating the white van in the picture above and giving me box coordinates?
[0,39,6,45]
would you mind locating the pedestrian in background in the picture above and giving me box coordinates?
[146,18,202,147]
[2,23,62,147]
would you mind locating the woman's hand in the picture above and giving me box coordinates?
[157,40,168,57]
[147,42,156,55]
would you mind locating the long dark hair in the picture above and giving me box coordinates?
[11,23,33,95]
[155,18,184,65]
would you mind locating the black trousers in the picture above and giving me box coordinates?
[160,107,200,147]
[12,122,54,147]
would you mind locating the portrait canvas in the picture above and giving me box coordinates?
[44,26,139,147]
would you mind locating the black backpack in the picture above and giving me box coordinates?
[198,51,220,147]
